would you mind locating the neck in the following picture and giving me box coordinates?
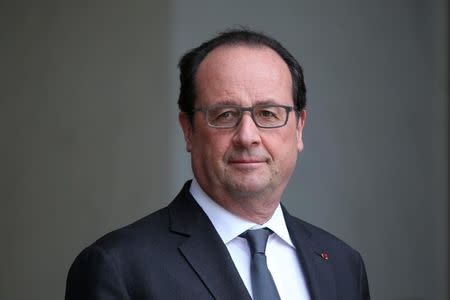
[224,199,279,224]
[192,177,285,224]
[210,188,282,225]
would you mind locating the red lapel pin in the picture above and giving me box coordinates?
[320,252,329,260]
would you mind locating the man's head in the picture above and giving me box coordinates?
[178,29,307,223]
[178,29,306,120]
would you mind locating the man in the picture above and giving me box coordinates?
[66,29,370,300]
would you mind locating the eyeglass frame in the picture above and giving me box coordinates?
[191,104,300,129]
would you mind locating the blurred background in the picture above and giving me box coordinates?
[1,1,448,299]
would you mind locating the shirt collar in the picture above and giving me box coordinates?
[190,178,295,248]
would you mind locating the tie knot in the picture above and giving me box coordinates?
[241,228,272,255]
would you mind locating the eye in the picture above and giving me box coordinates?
[217,110,235,119]
[208,106,240,125]
[260,110,276,118]
[256,108,280,120]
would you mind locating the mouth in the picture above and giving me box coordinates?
[228,158,267,170]
[229,159,266,164]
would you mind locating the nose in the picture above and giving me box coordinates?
[232,112,261,148]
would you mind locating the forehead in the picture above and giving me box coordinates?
[195,45,293,106]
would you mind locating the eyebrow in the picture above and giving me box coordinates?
[213,99,280,106]
[254,99,280,106]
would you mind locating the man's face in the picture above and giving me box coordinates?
[180,45,306,204]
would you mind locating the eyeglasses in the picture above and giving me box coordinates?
[192,104,298,128]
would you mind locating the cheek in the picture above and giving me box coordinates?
[191,131,230,163]
[265,131,299,164]
[278,144,298,165]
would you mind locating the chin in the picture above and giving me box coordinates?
[225,177,273,198]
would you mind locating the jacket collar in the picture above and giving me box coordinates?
[168,181,251,300]
[283,206,337,300]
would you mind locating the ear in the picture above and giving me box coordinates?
[296,110,306,152]
[179,112,193,152]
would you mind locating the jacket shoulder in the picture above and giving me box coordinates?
[90,205,171,253]
[288,214,363,260]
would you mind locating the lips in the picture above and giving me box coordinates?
[227,158,267,172]
[227,155,268,164]
[226,151,269,165]
[229,159,265,164]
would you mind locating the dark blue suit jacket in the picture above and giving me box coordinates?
[65,181,370,299]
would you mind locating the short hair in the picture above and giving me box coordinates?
[177,29,307,120]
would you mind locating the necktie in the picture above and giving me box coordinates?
[241,228,281,300]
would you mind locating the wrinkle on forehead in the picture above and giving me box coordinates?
[195,45,293,107]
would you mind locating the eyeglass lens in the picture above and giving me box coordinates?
[206,105,288,128]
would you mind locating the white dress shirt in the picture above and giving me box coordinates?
[190,179,311,300]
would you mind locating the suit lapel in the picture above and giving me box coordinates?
[168,182,251,300]
[283,208,337,300]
